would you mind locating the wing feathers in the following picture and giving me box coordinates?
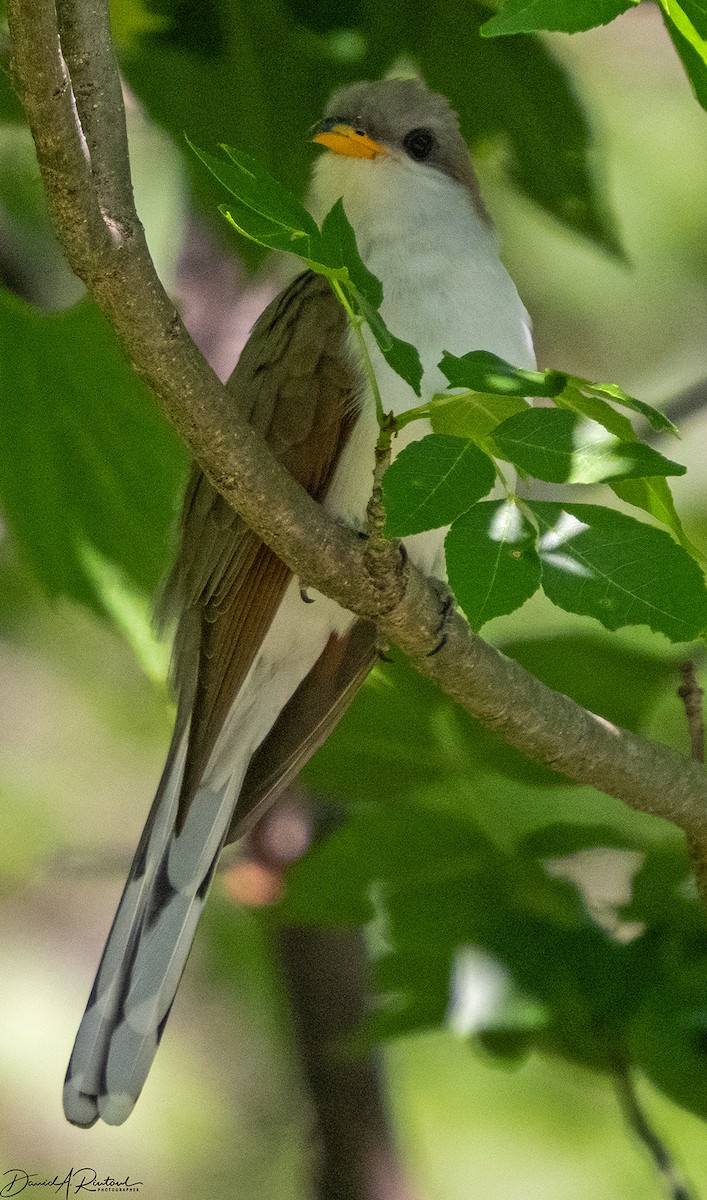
[65,271,369,1126]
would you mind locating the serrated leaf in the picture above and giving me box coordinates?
[568,374,677,435]
[555,384,636,441]
[193,142,423,395]
[221,202,318,257]
[355,289,424,396]
[191,138,320,240]
[610,476,707,565]
[492,409,685,485]
[429,390,529,441]
[481,0,636,37]
[530,501,707,641]
[445,499,541,628]
[383,435,496,537]
[440,349,565,398]
[319,199,383,307]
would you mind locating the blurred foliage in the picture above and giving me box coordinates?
[2,0,707,1197]
[484,0,707,115]
[0,290,187,614]
[116,0,621,254]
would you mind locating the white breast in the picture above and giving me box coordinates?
[312,151,535,579]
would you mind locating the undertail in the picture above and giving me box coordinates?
[63,730,243,1127]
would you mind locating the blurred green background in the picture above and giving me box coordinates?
[2,2,707,1197]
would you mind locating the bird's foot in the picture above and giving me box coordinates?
[427,579,455,657]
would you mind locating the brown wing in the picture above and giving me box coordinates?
[162,271,365,822]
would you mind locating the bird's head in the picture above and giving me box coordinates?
[310,77,489,234]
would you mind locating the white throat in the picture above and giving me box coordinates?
[311,151,535,399]
[310,149,536,576]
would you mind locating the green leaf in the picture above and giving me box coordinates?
[319,201,423,394]
[440,349,566,398]
[568,374,678,435]
[555,384,636,441]
[680,0,707,38]
[383,435,495,537]
[507,637,680,741]
[530,501,707,641]
[352,287,424,397]
[660,0,707,53]
[302,636,679,806]
[445,499,541,628]
[408,1,622,252]
[120,0,620,254]
[520,823,642,859]
[429,391,530,441]
[189,140,322,258]
[481,0,636,37]
[280,802,650,1063]
[221,201,316,257]
[492,409,686,485]
[620,845,694,928]
[660,2,707,108]
[631,954,707,1121]
[610,476,707,564]
[0,290,186,614]
[193,143,423,396]
[319,198,383,307]
[219,142,320,233]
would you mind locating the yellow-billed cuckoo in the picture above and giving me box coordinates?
[63,77,534,1127]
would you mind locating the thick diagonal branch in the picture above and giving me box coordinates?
[7,0,707,891]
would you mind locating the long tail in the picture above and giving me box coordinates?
[63,728,245,1127]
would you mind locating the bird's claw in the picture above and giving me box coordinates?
[427,581,454,657]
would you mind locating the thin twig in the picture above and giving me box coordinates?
[678,661,704,764]
[613,1063,697,1200]
[677,661,707,898]
[7,0,707,901]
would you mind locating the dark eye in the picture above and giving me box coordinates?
[403,127,435,161]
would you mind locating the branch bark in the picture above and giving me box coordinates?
[7,0,707,890]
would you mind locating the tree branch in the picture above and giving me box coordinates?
[678,661,704,765]
[8,0,707,894]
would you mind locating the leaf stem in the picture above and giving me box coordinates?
[613,1063,697,1200]
[332,279,386,430]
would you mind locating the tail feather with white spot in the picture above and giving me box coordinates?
[63,729,246,1127]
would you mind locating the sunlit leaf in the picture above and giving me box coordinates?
[530,501,707,640]
[439,349,565,398]
[568,374,677,435]
[445,499,541,628]
[660,0,707,108]
[481,0,636,37]
[492,409,685,485]
[555,384,636,441]
[430,391,530,441]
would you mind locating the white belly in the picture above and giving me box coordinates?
[239,159,536,739]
